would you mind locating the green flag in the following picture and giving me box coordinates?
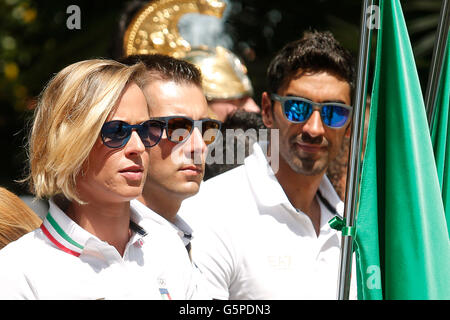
[354,0,450,300]
[430,35,450,235]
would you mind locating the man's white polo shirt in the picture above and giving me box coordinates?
[179,142,356,300]
[131,199,193,248]
[0,199,204,300]
[130,199,212,299]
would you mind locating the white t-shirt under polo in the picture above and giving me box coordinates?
[0,199,204,300]
[180,142,356,300]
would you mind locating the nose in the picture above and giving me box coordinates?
[124,130,146,156]
[241,97,260,113]
[186,126,207,164]
[302,110,325,138]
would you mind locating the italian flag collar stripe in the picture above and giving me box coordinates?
[46,212,84,250]
[41,212,84,257]
[41,224,81,257]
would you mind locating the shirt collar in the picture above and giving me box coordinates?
[317,173,344,217]
[130,199,193,245]
[245,142,290,208]
[41,198,148,258]
[246,142,343,217]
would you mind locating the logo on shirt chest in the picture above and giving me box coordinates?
[158,278,172,300]
[267,255,293,270]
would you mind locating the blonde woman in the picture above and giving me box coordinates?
[0,59,206,299]
[0,187,41,249]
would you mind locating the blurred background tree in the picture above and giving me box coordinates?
[0,0,443,196]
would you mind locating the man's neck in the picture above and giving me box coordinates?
[138,187,183,223]
[275,159,325,236]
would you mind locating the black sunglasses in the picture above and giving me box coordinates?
[100,120,165,149]
[151,116,222,145]
[271,94,353,128]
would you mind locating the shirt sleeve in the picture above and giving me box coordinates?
[190,220,238,300]
[185,261,213,300]
[0,247,37,299]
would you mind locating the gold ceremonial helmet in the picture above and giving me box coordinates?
[123,0,253,100]
[184,46,253,100]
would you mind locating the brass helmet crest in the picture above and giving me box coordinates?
[123,0,253,100]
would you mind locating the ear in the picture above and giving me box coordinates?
[261,92,274,128]
[345,124,351,138]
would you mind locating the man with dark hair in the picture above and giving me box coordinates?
[266,31,354,97]
[120,55,220,283]
[204,110,266,180]
[179,30,356,299]
[120,54,204,86]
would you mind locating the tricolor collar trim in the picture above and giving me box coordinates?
[41,211,84,257]
[41,212,149,258]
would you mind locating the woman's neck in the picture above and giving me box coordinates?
[66,199,131,256]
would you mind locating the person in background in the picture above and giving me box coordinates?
[326,134,350,200]
[0,187,42,250]
[0,59,204,300]
[326,99,370,200]
[203,109,266,180]
[183,46,260,122]
[180,30,357,299]
[116,0,260,123]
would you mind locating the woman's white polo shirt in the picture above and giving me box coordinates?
[0,199,203,299]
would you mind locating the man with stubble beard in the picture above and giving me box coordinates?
[179,31,357,299]
[120,54,221,267]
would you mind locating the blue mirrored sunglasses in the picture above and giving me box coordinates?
[101,120,165,148]
[271,94,353,128]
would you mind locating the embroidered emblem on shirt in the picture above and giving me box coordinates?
[134,238,145,248]
[268,255,292,270]
[158,278,171,300]
[159,288,172,300]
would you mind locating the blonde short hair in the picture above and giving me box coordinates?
[26,59,147,204]
[0,187,42,249]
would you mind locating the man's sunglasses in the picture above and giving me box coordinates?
[101,120,165,148]
[151,116,222,146]
[271,94,353,128]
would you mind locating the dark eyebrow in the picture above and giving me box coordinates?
[285,94,347,105]
[323,99,348,104]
